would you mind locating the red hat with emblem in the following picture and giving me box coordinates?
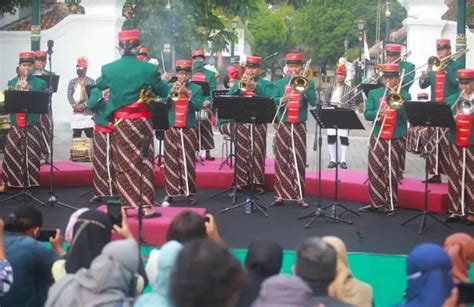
[285,53,303,64]
[118,29,141,41]
[384,43,402,54]
[34,50,48,59]
[76,56,88,69]
[382,63,400,76]
[245,55,262,67]
[191,49,205,58]
[457,69,474,81]
[436,38,451,49]
[138,47,148,55]
[335,64,347,76]
[417,92,429,100]
[19,51,35,63]
[176,59,193,71]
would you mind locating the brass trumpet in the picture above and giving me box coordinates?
[239,73,255,92]
[427,48,470,72]
[171,80,187,101]
[456,97,473,115]
[288,59,312,92]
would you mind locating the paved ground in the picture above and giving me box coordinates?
[0,110,430,180]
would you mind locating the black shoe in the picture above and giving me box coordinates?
[327,161,337,169]
[187,196,197,206]
[143,209,162,219]
[384,209,395,216]
[444,214,461,223]
[340,162,348,169]
[270,200,283,207]
[298,201,309,209]
[422,175,441,184]
[205,155,215,161]
[359,205,379,212]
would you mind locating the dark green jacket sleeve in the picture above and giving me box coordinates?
[364,89,381,121]
[190,85,204,112]
[304,80,317,107]
[445,60,461,88]
[87,88,103,111]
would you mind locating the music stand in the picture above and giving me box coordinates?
[401,101,454,234]
[152,103,169,167]
[300,108,364,227]
[217,96,275,216]
[0,90,49,205]
[36,75,60,93]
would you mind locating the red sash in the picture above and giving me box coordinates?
[113,101,152,119]
[455,113,473,147]
[380,108,398,140]
[175,97,189,128]
[95,123,114,134]
[16,113,27,128]
[434,71,446,104]
[285,85,302,123]
[192,72,206,82]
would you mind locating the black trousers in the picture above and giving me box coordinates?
[73,128,93,138]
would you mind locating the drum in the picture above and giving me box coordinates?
[70,137,92,162]
[196,109,208,121]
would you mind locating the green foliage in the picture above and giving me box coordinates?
[0,0,31,16]
[123,0,258,59]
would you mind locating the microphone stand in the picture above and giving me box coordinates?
[38,44,77,210]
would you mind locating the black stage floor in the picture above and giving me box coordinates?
[0,187,471,254]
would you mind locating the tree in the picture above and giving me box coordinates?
[122,0,258,61]
[0,0,31,16]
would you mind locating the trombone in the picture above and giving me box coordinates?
[370,69,406,149]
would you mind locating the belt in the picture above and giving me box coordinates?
[95,123,114,133]
[113,101,151,119]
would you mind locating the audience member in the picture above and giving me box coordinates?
[64,208,89,244]
[146,211,222,286]
[0,205,65,307]
[252,275,312,307]
[444,232,474,283]
[45,238,140,307]
[52,209,113,280]
[323,236,373,307]
[170,239,246,307]
[237,240,283,307]
[395,243,453,307]
[0,218,13,296]
[135,240,183,307]
[295,237,351,307]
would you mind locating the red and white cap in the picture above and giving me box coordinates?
[76,56,88,69]
[19,51,35,63]
[245,55,262,67]
[457,69,474,81]
[436,39,451,49]
[34,50,48,59]
[285,53,303,64]
[384,43,402,54]
[176,59,193,71]
[382,63,400,76]
[191,49,205,58]
[335,64,347,76]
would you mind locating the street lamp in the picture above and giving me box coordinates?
[385,0,392,43]
[357,19,365,84]
[344,38,349,58]
[230,18,238,57]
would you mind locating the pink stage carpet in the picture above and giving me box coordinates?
[1,159,448,213]
[97,205,207,246]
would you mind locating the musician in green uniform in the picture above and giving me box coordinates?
[271,52,317,208]
[228,56,274,193]
[192,49,217,161]
[419,38,463,184]
[96,29,169,217]
[3,52,47,190]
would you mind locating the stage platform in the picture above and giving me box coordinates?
[0,158,448,213]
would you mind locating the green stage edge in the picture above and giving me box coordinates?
[141,246,474,307]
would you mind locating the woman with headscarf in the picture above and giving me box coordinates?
[45,238,140,307]
[444,233,474,283]
[52,209,113,281]
[236,240,283,307]
[135,240,183,307]
[395,243,453,307]
[322,236,373,307]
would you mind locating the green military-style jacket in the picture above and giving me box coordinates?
[192,66,217,99]
[446,92,473,145]
[96,55,169,119]
[364,87,411,139]
[272,77,317,123]
[87,87,111,128]
[420,60,463,99]
[218,76,274,126]
[163,81,203,128]
[7,75,47,126]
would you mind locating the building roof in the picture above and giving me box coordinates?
[0,3,84,31]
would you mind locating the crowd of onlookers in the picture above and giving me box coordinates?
[0,205,472,307]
